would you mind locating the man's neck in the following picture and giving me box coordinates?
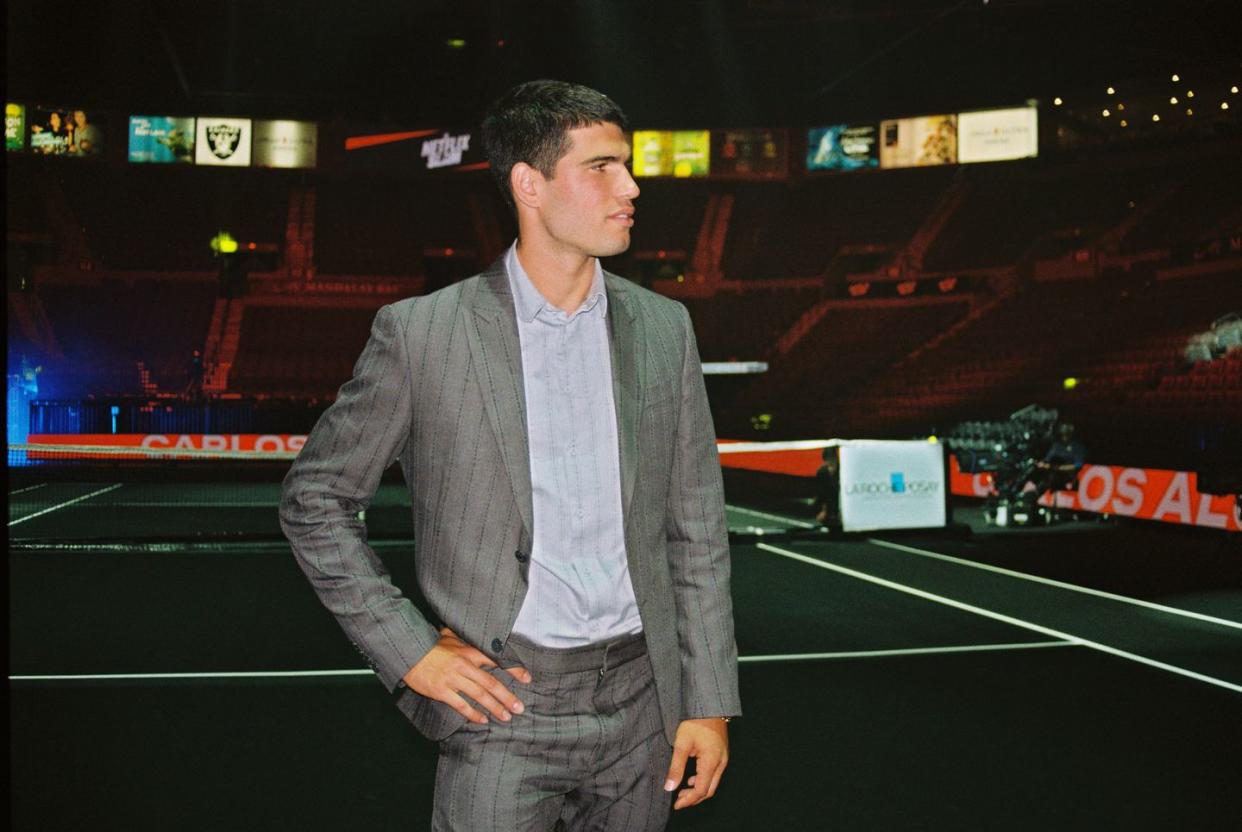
[515,238,597,314]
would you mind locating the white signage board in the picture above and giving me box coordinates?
[837,440,947,532]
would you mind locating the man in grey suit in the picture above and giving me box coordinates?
[281,79,740,830]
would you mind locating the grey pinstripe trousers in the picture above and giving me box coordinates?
[432,632,673,831]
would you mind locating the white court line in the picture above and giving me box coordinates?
[867,538,1242,632]
[9,669,372,682]
[10,482,49,496]
[8,483,123,527]
[739,641,1075,663]
[7,643,1076,682]
[726,503,818,529]
[756,541,1242,695]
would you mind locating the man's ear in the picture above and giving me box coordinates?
[510,162,541,211]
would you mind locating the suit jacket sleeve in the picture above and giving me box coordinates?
[279,303,439,692]
[665,304,742,720]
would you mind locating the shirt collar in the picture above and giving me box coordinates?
[505,241,607,323]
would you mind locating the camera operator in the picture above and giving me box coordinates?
[1022,423,1087,500]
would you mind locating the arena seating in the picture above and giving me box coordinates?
[228,305,380,397]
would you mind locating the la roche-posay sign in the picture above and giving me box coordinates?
[838,440,946,532]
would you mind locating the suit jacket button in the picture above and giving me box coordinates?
[491,638,504,653]
[514,550,528,563]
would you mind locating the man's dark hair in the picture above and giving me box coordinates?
[481,79,629,212]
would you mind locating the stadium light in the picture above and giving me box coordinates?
[1187,90,1195,98]
[1171,73,1180,83]
[1053,97,1063,106]
[1232,86,1239,94]
[209,232,239,255]
[1063,377,1079,390]
[1102,109,1111,117]
[1119,120,1128,127]
[1187,108,1194,116]
[446,38,467,49]
[1170,96,1178,105]
[896,280,917,296]
[848,282,870,298]
[1106,86,1115,95]
[1152,114,1161,122]
[1223,102,1231,111]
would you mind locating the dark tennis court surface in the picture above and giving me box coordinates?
[9,478,1242,830]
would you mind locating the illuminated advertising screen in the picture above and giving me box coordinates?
[253,120,318,168]
[29,107,105,156]
[711,129,787,179]
[632,130,709,177]
[6,103,25,151]
[343,127,487,174]
[879,115,957,168]
[195,117,252,166]
[957,106,1038,163]
[807,124,879,171]
[129,116,195,163]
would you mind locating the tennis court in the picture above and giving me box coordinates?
[9,451,1242,830]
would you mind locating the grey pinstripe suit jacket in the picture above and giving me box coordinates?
[279,257,741,743]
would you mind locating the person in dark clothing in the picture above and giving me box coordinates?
[814,446,841,529]
[1023,423,1087,500]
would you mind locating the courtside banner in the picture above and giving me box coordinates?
[837,440,947,532]
[27,434,306,458]
[949,456,1241,532]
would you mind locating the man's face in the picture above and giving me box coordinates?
[73,111,87,128]
[531,121,639,259]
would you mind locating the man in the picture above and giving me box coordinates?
[813,445,841,530]
[280,80,740,831]
[1022,422,1087,499]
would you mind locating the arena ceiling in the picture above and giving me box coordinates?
[7,0,1240,127]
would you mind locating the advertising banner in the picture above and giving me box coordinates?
[949,456,1241,532]
[128,116,195,163]
[27,433,306,459]
[29,107,105,156]
[633,130,710,177]
[6,103,25,151]
[879,115,957,168]
[807,124,879,172]
[957,107,1038,163]
[343,127,486,173]
[711,128,787,179]
[838,440,947,531]
[195,117,252,166]
[253,120,318,168]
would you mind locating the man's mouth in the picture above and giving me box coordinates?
[609,210,635,227]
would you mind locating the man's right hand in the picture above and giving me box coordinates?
[402,627,531,724]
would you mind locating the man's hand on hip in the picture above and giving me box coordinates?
[665,717,730,810]
[402,627,531,725]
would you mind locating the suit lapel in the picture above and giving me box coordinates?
[463,259,535,537]
[606,273,645,523]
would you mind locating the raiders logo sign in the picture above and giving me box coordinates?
[205,124,243,159]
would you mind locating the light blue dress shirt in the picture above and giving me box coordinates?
[506,243,643,647]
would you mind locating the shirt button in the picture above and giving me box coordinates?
[514,550,529,563]
[491,638,504,653]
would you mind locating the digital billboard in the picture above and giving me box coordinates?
[879,115,957,168]
[957,106,1038,163]
[29,107,105,156]
[711,129,787,179]
[253,120,318,168]
[6,103,25,151]
[129,116,195,163]
[195,117,252,166]
[343,127,487,174]
[632,130,710,177]
[807,124,879,171]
